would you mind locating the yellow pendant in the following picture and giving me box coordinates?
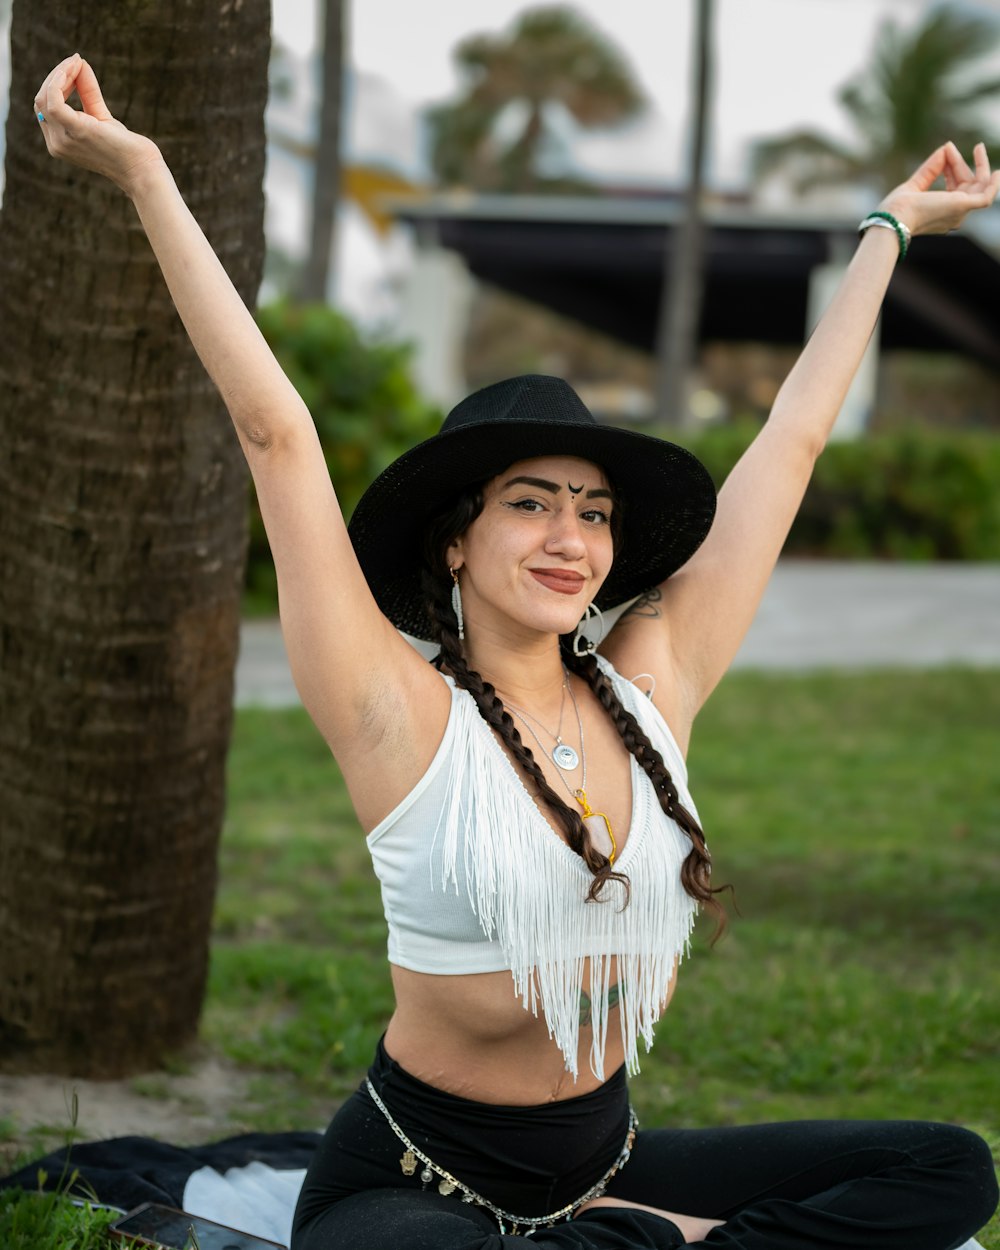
[400,1149,417,1176]
[574,788,616,864]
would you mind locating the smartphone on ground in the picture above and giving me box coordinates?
[109,1201,287,1249]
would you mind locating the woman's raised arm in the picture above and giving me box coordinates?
[34,55,448,777]
[606,142,999,744]
[36,55,306,466]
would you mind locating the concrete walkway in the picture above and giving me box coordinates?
[235,561,999,707]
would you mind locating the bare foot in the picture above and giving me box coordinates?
[575,1196,725,1242]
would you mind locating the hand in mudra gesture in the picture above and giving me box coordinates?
[34,52,162,193]
[880,141,999,237]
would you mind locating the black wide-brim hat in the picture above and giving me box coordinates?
[348,375,717,641]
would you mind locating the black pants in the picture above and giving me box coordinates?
[292,1039,998,1249]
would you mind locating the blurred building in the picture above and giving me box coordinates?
[391,191,1000,433]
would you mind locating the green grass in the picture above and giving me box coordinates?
[208,669,1000,1246]
[0,1095,119,1250]
[211,670,1000,1114]
[8,669,998,1246]
[0,1189,118,1250]
[664,670,1000,1126]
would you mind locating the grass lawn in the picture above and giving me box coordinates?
[8,669,995,1247]
[206,667,1000,1245]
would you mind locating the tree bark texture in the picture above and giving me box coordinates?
[0,0,270,1075]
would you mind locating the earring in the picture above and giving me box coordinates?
[450,567,465,642]
[572,602,604,656]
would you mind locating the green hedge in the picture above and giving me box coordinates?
[243,319,1000,610]
[670,421,1000,561]
[246,303,442,609]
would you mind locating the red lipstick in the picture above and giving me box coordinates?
[529,569,585,595]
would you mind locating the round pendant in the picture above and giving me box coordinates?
[552,743,579,771]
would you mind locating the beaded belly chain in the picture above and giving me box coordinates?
[365,1078,639,1237]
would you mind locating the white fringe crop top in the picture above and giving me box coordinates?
[365,656,700,1080]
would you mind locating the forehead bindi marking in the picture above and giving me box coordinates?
[568,483,584,495]
[502,474,612,502]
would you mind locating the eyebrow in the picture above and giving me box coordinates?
[502,475,613,501]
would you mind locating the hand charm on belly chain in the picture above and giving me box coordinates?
[367,1078,639,1236]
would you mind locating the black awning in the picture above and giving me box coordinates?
[399,198,1000,371]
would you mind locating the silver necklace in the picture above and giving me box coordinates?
[502,671,579,771]
[511,674,618,864]
[512,694,586,792]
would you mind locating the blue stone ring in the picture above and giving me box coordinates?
[36,110,45,123]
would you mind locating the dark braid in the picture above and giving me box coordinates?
[563,646,729,937]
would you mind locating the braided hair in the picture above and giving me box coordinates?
[421,485,727,932]
[561,647,725,930]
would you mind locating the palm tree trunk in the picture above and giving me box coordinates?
[655,0,713,426]
[297,0,345,303]
[0,0,269,1075]
[506,101,546,193]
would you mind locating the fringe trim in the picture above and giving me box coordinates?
[431,660,698,1081]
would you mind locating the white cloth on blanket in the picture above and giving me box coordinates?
[180,1160,989,1250]
[183,1160,306,1248]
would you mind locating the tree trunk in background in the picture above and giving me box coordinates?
[655,0,713,426]
[0,0,269,1075]
[297,0,345,303]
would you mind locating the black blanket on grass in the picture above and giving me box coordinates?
[0,1130,321,1213]
[3,1132,990,1250]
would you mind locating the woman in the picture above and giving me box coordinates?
[35,54,998,1249]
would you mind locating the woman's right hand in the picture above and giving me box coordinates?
[34,53,163,195]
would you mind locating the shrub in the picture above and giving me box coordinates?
[247,304,442,609]
[242,342,1000,612]
[664,422,1000,561]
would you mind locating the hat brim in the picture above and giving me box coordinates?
[348,418,717,641]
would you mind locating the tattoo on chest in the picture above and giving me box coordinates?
[579,983,621,1026]
[619,587,662,620]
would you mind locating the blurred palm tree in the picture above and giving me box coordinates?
[427,5,645,193]
[754,4,1000,194]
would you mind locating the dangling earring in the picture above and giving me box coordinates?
[450,567,465,642]
[572,602,604,656]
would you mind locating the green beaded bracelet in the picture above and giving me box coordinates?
[858,210,910,259]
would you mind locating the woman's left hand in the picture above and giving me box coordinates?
[879,141,999,237]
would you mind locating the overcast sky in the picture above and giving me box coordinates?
[3,3,997,317]
[274,0,1000,185]
[3,2,997,187]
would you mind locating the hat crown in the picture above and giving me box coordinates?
[440,375,597,435]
